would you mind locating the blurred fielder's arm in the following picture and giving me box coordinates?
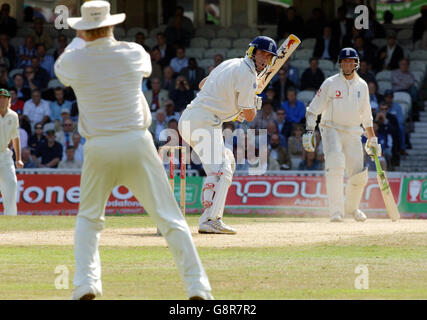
[302,80,330,151]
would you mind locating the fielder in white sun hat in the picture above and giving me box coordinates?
[67,0,126,31]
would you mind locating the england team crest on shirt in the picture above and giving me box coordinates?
[253,83,257,89]
[357,91,360,99]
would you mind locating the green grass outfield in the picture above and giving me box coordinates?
[0,215,426,300]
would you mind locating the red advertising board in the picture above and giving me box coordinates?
[226,175,401,213]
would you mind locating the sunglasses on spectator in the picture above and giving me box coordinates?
[35,126,42,129]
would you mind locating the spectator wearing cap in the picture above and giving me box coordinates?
[144,77,169,112]
[0,4,17,38]
[280,87,306,125]
[23,89,51,130]
[32,127,62,168]
[0,33,17,69]
[383,89,407,155]
[56,118,75,150]
[169,74,194,112]
[27,122,46,153]
[300,57,324,91]
[392,58,418,104]
[13,74,31,101]
[164,100,180,123]
[169,47,188,73]
[36,43,55,79]
[55,107,72,132]
[374,31,404,72]
[50,87,72,122]
[58,146,82,169]
[180,58,205,91]
[17,35,37,68]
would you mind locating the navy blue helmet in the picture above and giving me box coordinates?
[247,36,278,59]
[338,47,360,70]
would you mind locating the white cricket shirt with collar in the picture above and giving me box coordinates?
[54,36,152,139]
[0,108,19,152]
[188,56,258,122]
[306,70,373,134]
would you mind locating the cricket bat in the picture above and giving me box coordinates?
[256,34,301,94]
[373,149,400,221]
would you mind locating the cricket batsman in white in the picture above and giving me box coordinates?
[0,88,23,216]
[302,48,381,222]
[178,36,276,234]
[55,1,212,300]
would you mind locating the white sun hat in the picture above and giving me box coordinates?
[67,0,126,31]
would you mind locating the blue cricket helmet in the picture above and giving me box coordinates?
[338,47,360,70]
[247,36,278,59]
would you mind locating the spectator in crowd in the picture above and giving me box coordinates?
[341,26,362,48]
[375,102,400,166]
[368,81,382,112]
[32,127,62,168]
[298,150,322,170]
[274,108,292,140]
[358,59,376,84]
[144,77,169,112]
[263,86,281,111]
[374,31,404,72]
[30,56,49,89]
[422,30,427,50]
[21,146,37,168]
[0,4,17,38]
[162,65,176,92]
[383,90,407,155]
[9,87,24,114]
[300,57,324,91]
[164,99,181,123]
[413,5,427,44]
[59,146,82,169]
[313,25,340,62]
[305,8,326,39]
[36,43,55,78]
[269,133,291,170]
[56,118,75,149]
[149,108,168,145]
[392,58,418,104]
[267,149,280,171]
[352,36,375,66]
[281,87,306,125]
[250,100,277,131]
[180,57,205,91]
[13,73,30,101]
[23,89,50,130]
[0,63,9,87]
[55,107,72,132]
[283,61,299,88]
[71,132,84,163]
[0,33,16,69]
[169,74,194,112]
[266,121,286,147]
[371,120,392,170]
[53,34,68,60]
[135,32,150,52]
[17,36,37,68]
[23,66,38,91]
[382,10,397,35]
[70,100,78,122]
[23,6,34,22]
[277,6,305,40]
[288,123,305,169]
[331,6,353,47]
[364,5,386,40]
[167,6,194,37]
[149,47,163,81]
[273,68,296,103]
[49,87,72,122]
[153,32,175,67]
[213,54,223,68]
[28,122,46,153]
[19,124,28,150]
[169,46,188,73]
[165,14,191,48]
[30,18,53,49]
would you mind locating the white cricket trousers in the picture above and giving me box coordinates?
[74,129,211,298]
[0,149,17,216]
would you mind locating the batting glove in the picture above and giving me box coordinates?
[254,96,262,110]
[302,130,316,152]
[365,137,382,160]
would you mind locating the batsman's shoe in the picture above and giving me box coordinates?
[189,292,215,300]
[71,285,98,300]
[352,209,367,222]
[198,219,237,234]
[330,212,344,222]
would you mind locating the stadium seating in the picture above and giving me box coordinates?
[377,80,392,95]
[232,38,252,49]
[145,37,157,48]
[190,37,209,48]
[16,27,32,37]
[297,90,315,105]
[204,48,228,59]
[126,27,148,38]
[393,91,412,119]
[210,38,232,49]
[198,58,213,71]
[186,47,205,59]
[262,27,277,39]
[409,60,427,75]
[409,50,427,61]
[376,70,392,81]
[239,28,260,38]
[396,29,413,47]
[46,48,56,56]
[195,27,216,39]
[148,25,167,38]
[412,70,425,89]
[114,27,126,39]
[299,38,316,50]
[227,48,244,59]
[318,59,334,71]
[48,79,64,89]
[294,49,312,61]
[290,59,309,75]
[10,37,25,49]
[216,28,239,39]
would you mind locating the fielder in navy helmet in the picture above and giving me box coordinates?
[302,47,381,223]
